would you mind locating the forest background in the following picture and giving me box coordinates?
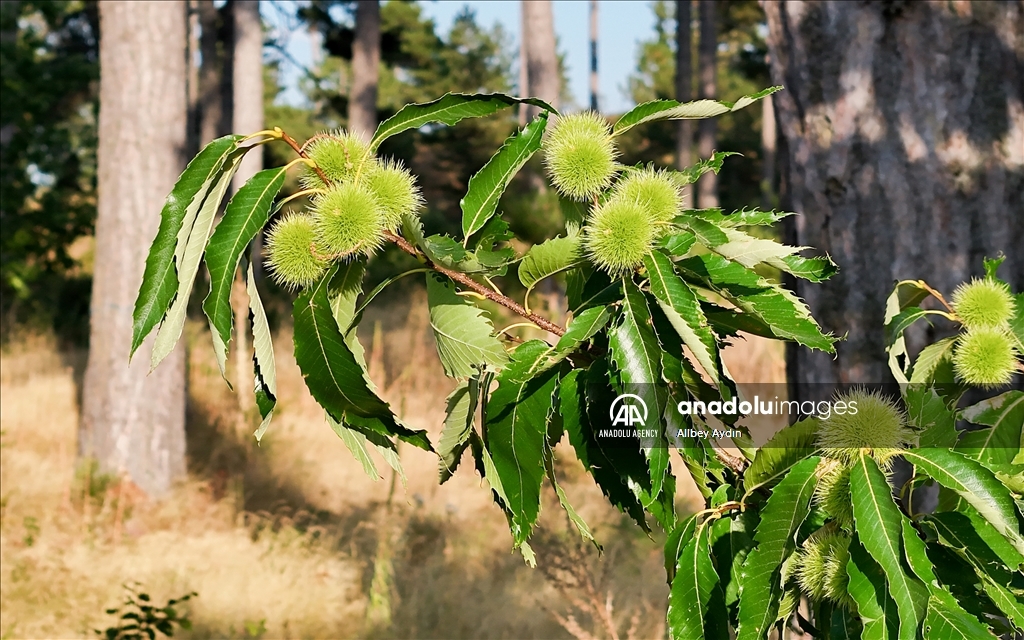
[1,1,1020,638]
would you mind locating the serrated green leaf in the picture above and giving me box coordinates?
[370,92,556,151]
[426,273,509,378]
[203,165,287,376]
[909,337,957,384]
[902,448,1024,555]
[462,113,548,239]
[884,280,937,383]
[608,279,671,501]
[677,253,837,353]
[544,451,596,547]
[485,340,560,546]
[328,415,381,481]
[959,391,1024,465]
[743,418,820,492]
[150,144,246,370]
[561,366,650,532]
[613,86,781,135]
[923,595,997,639]
[518,235,582,290]
[851,455,929,640]
[708,227,805,267]
[665,514,700,584]
[668,524,724,640]
[847,536,899,640]
[132,135,244,357]
[438,379,478,484]
[293,266,400,425]
[247,262,277,444]
[686,206,796,228]
[901,517,997,637]
[645,251,723,388]
[926,510,1024,574]
[328,259,369,369]
[668,153,739,186]
[736,456,820,640]
[686,217,731,247]
[905,386,958,449]
[658,231,697,256]
[775,254,839,283]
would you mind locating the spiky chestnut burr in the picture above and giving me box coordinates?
[544,111,618,201]
[312,183,385,258]
[953,327,1019,389]
[816,390,912,468]
[264,213,329,290]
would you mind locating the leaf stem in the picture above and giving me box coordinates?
[382,230,566,336]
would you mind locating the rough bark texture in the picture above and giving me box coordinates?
[766,0,1024,388]
[697,0,718,208]
[675,0,693,206]
[521,0,560,119]
[231,0,263,410]
[350,0,380,141]
[81,0,188,497]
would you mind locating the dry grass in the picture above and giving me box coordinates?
[0,285,785,640]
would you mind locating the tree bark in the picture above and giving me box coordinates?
[350,0,380,141]
[761,92,776,210]
[199,0,230,144]
[696,0,718,208]
[521,0,560,119]
[81,0,189,498]
[675,0,693,206]
[765,0,1024,388]
[231,0,263,411]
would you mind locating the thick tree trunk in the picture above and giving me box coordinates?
[81,0,189,497]
[696,0,718,208]
[231,0,263,411]
[350,0,380,141]
[521,0,560,119]
[766,0,1024,388]
[675,0,693,206]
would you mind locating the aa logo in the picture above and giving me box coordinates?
[610,394,648,427]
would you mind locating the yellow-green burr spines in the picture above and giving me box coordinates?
[544,111,618,201]
[365,159,423,231]
[612,168,681,223]
[584,198,657,275]
[953,327,1019,388]
[816,390,911,468]
[264,213,329,290]
[952,278,1015,329]
[312,183,385,258]
[301,131,372,189]
[794,527,854,609]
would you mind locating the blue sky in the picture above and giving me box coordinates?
[265,1,658,114]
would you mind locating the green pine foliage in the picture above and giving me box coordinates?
[134,85,1024,640]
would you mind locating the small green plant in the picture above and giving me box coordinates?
[96,584,196,640]
[132,87,1024,639]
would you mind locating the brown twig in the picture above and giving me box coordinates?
[281,129,566,336]
[382,230,566,336]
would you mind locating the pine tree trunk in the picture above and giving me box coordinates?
[521,0,560,119]
[230,0,263,411]
[199,0,230,144]
[81,0,189,497]
[696,0,718,208]
[350,0,380,141]
[765,0,1024,388]
[675,0,693,207]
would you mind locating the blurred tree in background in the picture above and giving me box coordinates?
[623,0,770,213]
[0,0,98,337]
